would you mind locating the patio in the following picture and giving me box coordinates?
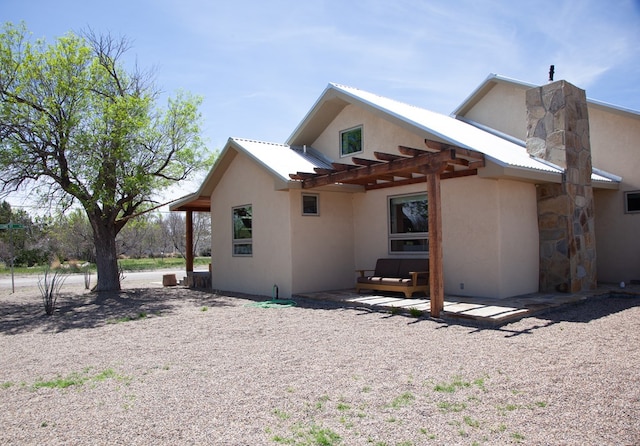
[295,283,640,326]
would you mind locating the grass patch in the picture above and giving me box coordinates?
[109,312,148,323]
[437,401,467,413]
[272,422,341,445]
[32,368,129,390]
[388,392,415,409]
[434,375,472,393]
[408,307,423,318]
[2,381,14,389]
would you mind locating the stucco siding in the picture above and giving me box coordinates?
[441,176,501,297]
[441,176,538,298]
[210,152,294,297]
[590,108,640,283]
[289,189,356,293]
[312,104,426,162]
[496,179,540,296]
[461,83,528,140]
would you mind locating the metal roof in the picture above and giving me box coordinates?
[328,83,562,174]
[228,137,331,182]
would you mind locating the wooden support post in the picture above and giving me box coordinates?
[186,210,194,273]
[427,172,444,318]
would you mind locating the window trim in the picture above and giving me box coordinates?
[339,125,363,157]
[232,204,252,257]
[625,190,640,214]
[388,192,429,255]
[302,193,320,216]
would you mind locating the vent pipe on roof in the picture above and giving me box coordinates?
[303,144,307,154]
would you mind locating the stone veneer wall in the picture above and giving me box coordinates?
[526,80,597,293]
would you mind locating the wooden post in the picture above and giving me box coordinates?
[186,210,194,273]
[427,172,444,318]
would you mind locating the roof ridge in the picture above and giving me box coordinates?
[231,137,287,147]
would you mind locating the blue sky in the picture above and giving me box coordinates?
[3,0,640,205]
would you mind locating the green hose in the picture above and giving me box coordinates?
[244,284,296,308]
[245,299,296,309]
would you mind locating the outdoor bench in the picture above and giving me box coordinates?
[355,258,429,298]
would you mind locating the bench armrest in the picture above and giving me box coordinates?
[356,269,375,278]
[409,271,429,285]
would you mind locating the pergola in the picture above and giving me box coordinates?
[289,139,485,317]
[171,138,484,317]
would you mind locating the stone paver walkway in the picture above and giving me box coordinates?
[295,283,640,326]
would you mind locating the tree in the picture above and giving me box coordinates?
[0,23,211,290]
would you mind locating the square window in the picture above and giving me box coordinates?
[625,191,640,213]
[340,126,362,156]
[232,205,252,256]
[302,194,319,216]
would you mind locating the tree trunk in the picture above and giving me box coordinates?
[90,216,121,292]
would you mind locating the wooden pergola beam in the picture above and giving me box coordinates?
[297,148,458,189]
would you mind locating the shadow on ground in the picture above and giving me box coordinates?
[0,287,232,335]
[462,294,640,337]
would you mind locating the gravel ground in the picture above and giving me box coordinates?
[0,277,639,446]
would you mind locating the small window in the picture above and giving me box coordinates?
[340,126,362,157]
[389,193,428,254]
[232,205,252,256]
[625,191,640,213]
[302,194,319,216]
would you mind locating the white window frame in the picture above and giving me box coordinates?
[624,190,640,214]
[232,204,252,256]
[388,193,429,255]
[340,125,363,157]
[302,193,320,216]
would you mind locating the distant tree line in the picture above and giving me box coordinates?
[0,201,211,268]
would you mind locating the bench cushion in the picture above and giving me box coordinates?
[373,258,401,277]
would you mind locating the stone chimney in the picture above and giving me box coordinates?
[526,80,597,293]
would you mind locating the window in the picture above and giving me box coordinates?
[302,194,319,216]
[340,126,362,156]
[388,193,428,254]
[625,191,640,213]
[232,205,252,256]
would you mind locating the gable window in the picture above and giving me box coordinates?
[625,191,640,213]
[389,193,428,254]
[302,194,319,216]
[340,125,362,157]
[232,205,252,256]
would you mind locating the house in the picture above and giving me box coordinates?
[171,74,639,313]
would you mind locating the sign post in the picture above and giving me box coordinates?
[0,222,24,293]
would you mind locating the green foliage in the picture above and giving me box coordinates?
[0,22,213,291]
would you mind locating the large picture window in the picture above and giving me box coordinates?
[340,126,362,157]
[389,193,428,254]
[232,205,252,256]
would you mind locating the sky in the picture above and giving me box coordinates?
[2,0,640,209]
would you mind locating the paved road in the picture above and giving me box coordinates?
[0,269,185,291]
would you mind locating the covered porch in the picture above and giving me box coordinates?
[290,139,485,317]
[168,194,212,288]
